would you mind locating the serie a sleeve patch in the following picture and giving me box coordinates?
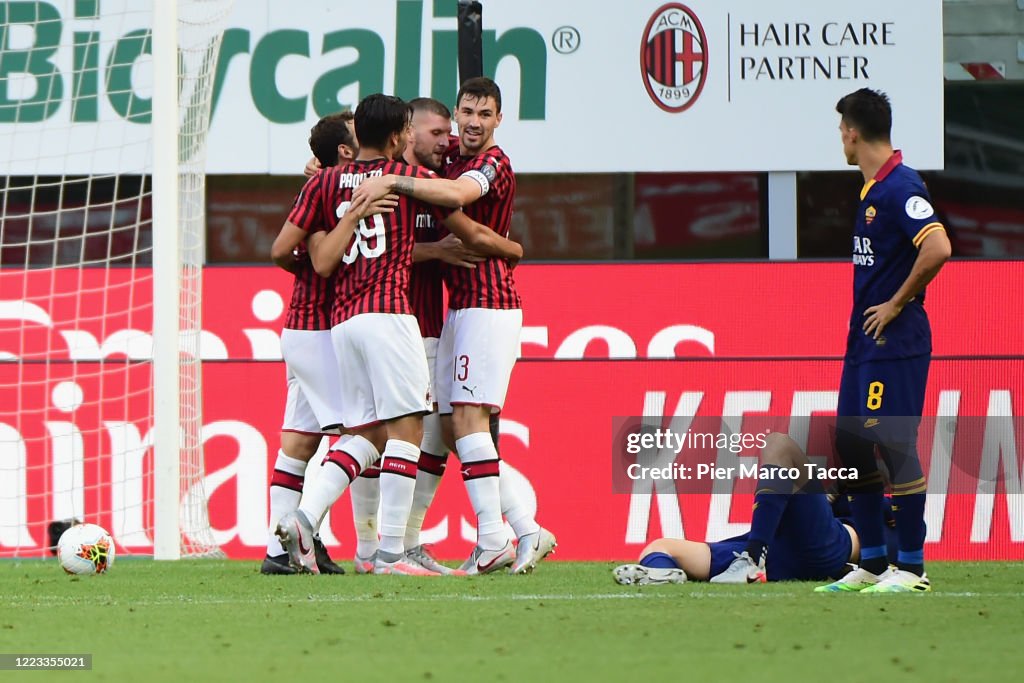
[905,196,935,220]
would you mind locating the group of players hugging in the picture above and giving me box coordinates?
[262,82,950,592]
[263,78,555,577]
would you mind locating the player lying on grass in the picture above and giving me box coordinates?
[613,432,906,591]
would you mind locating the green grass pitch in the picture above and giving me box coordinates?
[2,560,1022,681]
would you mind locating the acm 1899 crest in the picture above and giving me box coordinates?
[641,3,708,113]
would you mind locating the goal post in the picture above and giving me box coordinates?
[151,0,181,561]
[0,0,234,560]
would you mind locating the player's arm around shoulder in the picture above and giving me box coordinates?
[353,167,484,209]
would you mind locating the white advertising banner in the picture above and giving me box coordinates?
[0,0,943,173]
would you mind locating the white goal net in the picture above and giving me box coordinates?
[0,0,235,559]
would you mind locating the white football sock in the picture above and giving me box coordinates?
[349,467,381,558]
[298,435,379,529]
[457,432,507,551]
[378,439,420,556]
[266,450,307,556]
[404,452,446,549]
[500,463,540,538]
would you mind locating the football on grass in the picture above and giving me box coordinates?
[58,524,115,575]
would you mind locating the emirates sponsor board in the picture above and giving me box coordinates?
[3,262,1021,362]
[1,262,1022,559]
[1,360,1022,560]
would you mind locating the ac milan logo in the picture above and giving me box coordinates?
[641,3,708,113]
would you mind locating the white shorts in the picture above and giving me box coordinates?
[420,336,447,454]
[331,313,431,429]
[436,308,522,415]
[423,336,439,406]
[280,328,343,433]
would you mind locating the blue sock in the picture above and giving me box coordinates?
[745,464,791,564]
[640,552,679,569]
[850,491,888,575]
[859,543,888,574]
[892,490,926,576]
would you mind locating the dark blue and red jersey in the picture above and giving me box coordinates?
[707,493,897,581]
[847,151,944,364]
[441,142,521,311]
[287,159,438,326]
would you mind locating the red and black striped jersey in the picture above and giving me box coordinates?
[281,240,335,331]
[409,215,444,339]
[406,133,463,337]
[289,160,438,326]
[284,183,335,331]
[441,143,521,310]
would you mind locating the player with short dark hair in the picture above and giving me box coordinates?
[347,96,481,574]
[818,88,951,593]
[354,79,555,575]
[613,433,898,585]
[407,97,453,166]
[440,79,556,575]
[262,112,363,576]
[308,111,357,168]
[397,96,483,575]
[275,94,440,576]
[457,76,501,117]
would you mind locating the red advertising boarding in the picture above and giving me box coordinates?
[5,261,1021,362]
[0,263,1022,561]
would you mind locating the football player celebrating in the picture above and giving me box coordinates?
[354,79,556,575]
[262,113,358,575]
